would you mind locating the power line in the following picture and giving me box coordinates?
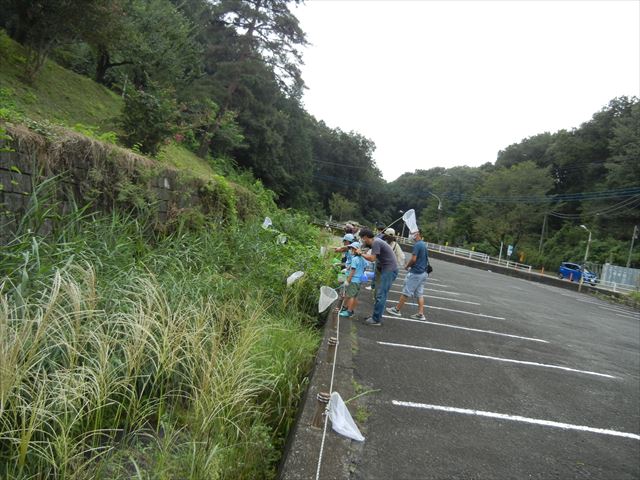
[314,159,372,170]
[549,195,640,219]
[312,172,640,204]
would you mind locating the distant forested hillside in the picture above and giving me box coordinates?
[387,97,639,268]
[1,0,638,267]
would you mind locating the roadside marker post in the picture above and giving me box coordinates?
[327,337,338,363]
[311,392,331,428]
[330,306,339,330]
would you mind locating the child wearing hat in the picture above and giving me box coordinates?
[334,233,356,268]
[340,242,367,317]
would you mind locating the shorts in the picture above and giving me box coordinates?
[345,282,361,298]
[402,271,428,298]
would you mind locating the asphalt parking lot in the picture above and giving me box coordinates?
[350,257,640,480]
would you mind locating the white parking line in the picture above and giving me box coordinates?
[389,290,481,305]
[381,315,549,343]
[422,288,461,296]
[576,299,636,313]
[378,341,616,379]
[395,278,451,288]
[392,278,462,296]
[386,300,506,320]
[391,401,639,440]
[396,276,442,282]
[571,298,639,317]
[617,313,639,320]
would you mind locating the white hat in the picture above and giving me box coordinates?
[384,228,395,235]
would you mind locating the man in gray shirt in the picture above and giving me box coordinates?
[359,228,398,326]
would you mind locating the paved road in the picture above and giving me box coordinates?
[350,257,640,480]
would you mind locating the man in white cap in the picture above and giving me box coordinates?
[383,228,406,269]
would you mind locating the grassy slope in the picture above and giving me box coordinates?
[0,31,216,181]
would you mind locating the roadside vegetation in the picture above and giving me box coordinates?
[0,192,334,478]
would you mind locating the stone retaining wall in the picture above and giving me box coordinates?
[0,124,231,243]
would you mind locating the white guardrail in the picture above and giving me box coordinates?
[421,241,534,273]
[592,280,638,295]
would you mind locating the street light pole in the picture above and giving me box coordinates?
[579,224,592,292]
[627,225,638,268]
[427,192,443,243]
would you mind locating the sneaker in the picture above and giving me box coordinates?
[339,310,353,317]
[364,317,382,326]
[386,306,401,317]
[364,285,372,290]
[410,313,426,320]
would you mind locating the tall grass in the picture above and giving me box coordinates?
[0,201,333,478]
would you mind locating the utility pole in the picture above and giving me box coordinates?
[627,225,638,268]
[579,225,592,292]
[538,213,547,254]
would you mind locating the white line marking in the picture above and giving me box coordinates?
[616,313,639,320]
[389,290,481,305]
[420,288,461,296]
[391,401,639,440]
[395,277,451,288]
[378,341,616,379]
[381,315,548,343]
[424,288,461,295]
[574,299,639,316]
[592,305,636,315]
[397,275,442,282]
[386,300,506,320]
[603,307,638,315]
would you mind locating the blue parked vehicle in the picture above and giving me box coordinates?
[558,262,598,285]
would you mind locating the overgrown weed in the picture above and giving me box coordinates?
[0,191,333,479]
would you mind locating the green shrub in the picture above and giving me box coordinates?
[121,86,177,155]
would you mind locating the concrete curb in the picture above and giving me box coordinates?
[279,305,359,479]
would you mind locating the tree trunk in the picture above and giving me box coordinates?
[95,45,110,85]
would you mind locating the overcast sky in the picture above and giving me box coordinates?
[293,0,640,181]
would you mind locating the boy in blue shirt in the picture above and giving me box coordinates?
[340,242,367,317]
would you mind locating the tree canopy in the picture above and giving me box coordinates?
[1,1,638,267]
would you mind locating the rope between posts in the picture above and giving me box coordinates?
[315,293,344,480]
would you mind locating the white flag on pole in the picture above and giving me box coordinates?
[402,209,418,233]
